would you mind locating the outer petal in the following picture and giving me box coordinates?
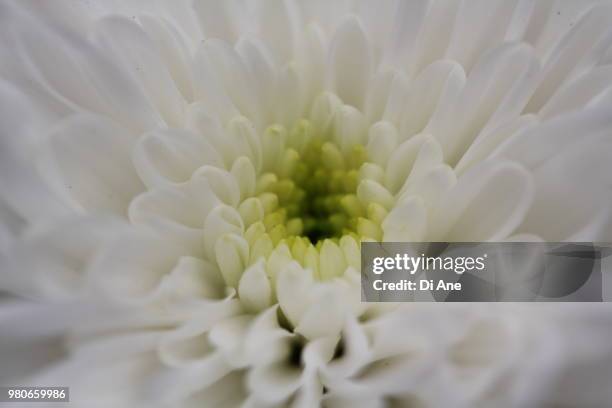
[327,16,372,110]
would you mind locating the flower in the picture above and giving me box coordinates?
[2,0,612,406]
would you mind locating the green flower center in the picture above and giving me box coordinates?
[237,119,389,280]
[256,122,367,244]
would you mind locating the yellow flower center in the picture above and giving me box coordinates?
[258,137,367,244]
[239,119,387,280]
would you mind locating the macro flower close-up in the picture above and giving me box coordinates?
[2,0,612,407]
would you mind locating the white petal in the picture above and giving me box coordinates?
[276,262,313,329]
[238,260,273,313]
[14,16,107,115]
[43,113,144,215]
[339,236,360,271]
[252,0,299,65]
[201,39,261,124]
[159,313,234,366]
[363,69,394,124]
[397,136,444,197]
[203,205,244,260]
[492,102,612,170]
[245,306,294,366]
[310,92,342,136]
[446,0,520,71]
[247,362,303,404]
[422,62,466,146]
[539,66,612,119]
[132,128,223,188]
[410,0,461,73]
[154,256,226,303]
[455,115,538,175]
[183,371,247,407]
[296,286,346,339]
[319,240,347,281]
[366,121,398,167]
[6,6,166,135]
[215,233,249,288]
[384,133,428,193]
[300,23,328,110]
[382,0,429,71]
[2,216,125,299]
[381,71,410,127]
[231,156,257,202]
[193,166,240,207]
[227,116,263,172]
[353,0,397,49]
[239,198,265,229]
[398,164,457,210]
[192,47,239,125]
[434,43,539,165]
[193,0,242,42]
[291,372,324,408]
[266,243,294,282]
[149,353,233,404]
[333,105,367,153]
[520,141,612,240]
[428,161,534,241]
[526,4,612,112]
[90,228,185,301]
[0,301,96,383]
[139,15,195,101]
[236,38,278,125]
[186,103,235,167]
[521,0,555,49]
[276,62,304,128]
[327,16,372,110]
[504,0,537,42]
[400,60,465,139]
[323,395,385,408]
[129,176,220,230]
[357,180,394,210]
[382,196,427,242]
[262,124,287,172]
[93,16,186,127]
[209,315,254,367]
[324,317,371,378]
[0,82,72,224]
[359,163,384,185]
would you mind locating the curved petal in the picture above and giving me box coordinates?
[428,161,535,241]
[327,16,372,110]
[43,114,144,215]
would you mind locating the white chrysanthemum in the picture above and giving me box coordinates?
[2,0,612,407]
